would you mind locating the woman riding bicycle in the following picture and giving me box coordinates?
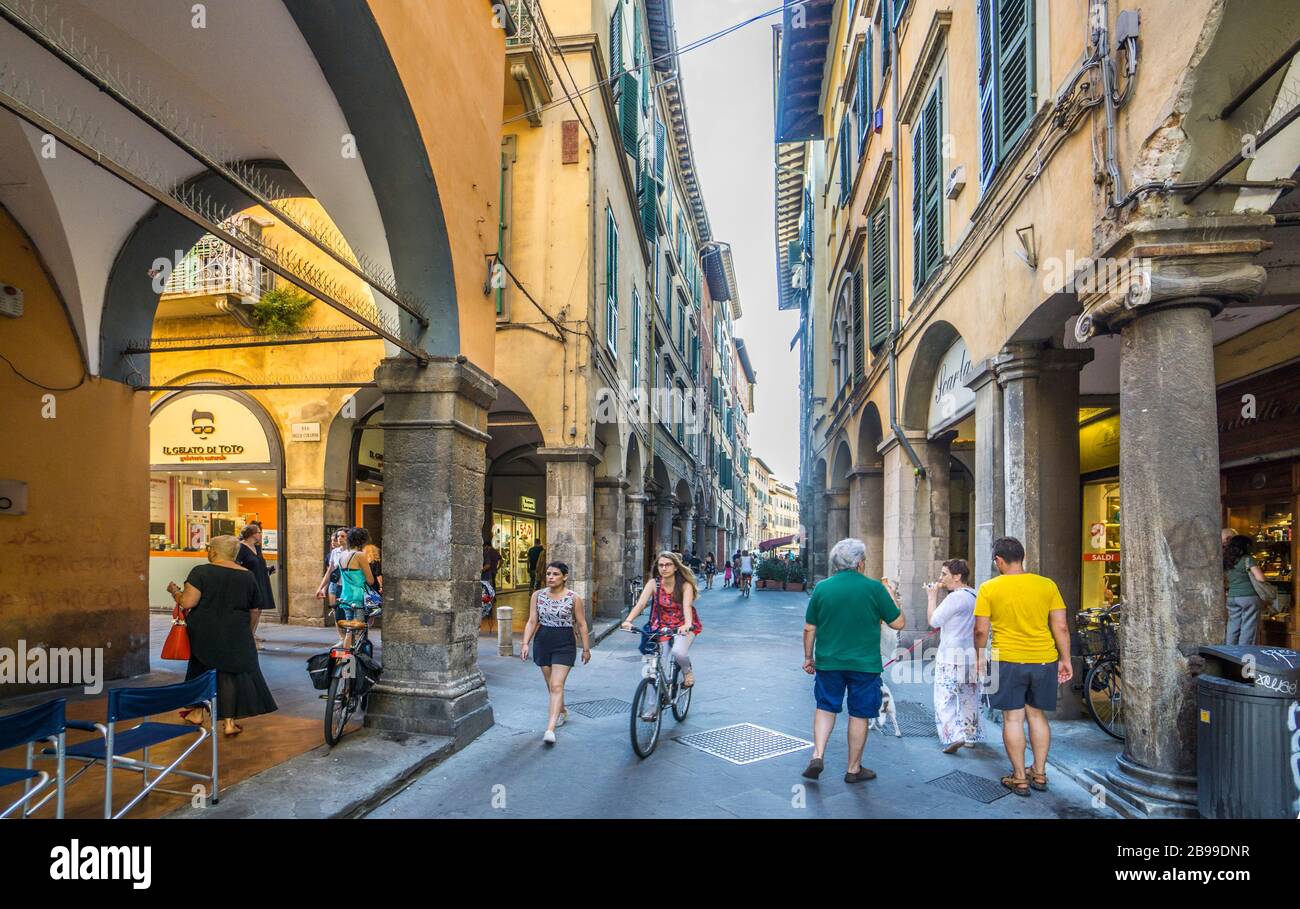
[622,551,702,689]
[336,527,377,639]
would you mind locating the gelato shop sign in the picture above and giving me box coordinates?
[150,393,271,465]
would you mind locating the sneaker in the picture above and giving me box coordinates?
[556,711,567,728]
[801,757,825,780]
[542,730,556,745]
[844,768,877,783]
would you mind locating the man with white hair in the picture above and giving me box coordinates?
[801,537,905,782]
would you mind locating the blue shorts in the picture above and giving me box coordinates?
[814,670,882,719]
[335,604,372,624]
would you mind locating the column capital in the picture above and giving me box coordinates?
[877,428,928,458]
[536,446,600,465]
[964,358,1000,393]
[374,355,495,406]
[995,343,1094,384]
[848,465,884,479]
[1075,253,1267,342]
[625,491,652,504]
[594,476,630,491]
[824,488,850,509]
[281,487,350,503]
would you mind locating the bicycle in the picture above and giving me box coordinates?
[626,575,643,611]
[1076,602,1124,740]
[739,572,752,598]
[623,624,691,758]
[324,606,381,746]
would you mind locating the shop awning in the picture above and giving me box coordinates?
[759,534,797,551]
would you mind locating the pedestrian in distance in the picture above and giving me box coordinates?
[173,535,278,738]
[364,543,383,597]
[801,538,904,783]
[482,539,503,587]
[315,529,349,620]
[973,536,1073,796]
[1223,533,1269,645]
[235,523,274,634]
[722,558,733,588]
[926,559,982,754]
[704,552,716,589]
[526,539,545,590]
[335,527,378,644]
[623,550,702,689]
[738,549,754,596]
[520,562,590,744]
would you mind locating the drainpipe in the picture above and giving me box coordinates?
[887,20,926,477]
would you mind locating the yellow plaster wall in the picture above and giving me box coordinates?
[0,205,152,691]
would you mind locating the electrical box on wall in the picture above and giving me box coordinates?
[0,480,28,515]
[0,283,23,318]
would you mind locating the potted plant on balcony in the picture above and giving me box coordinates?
[784,563,807,591]
[252,286,314,335]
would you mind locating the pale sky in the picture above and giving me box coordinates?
[674,0,801,487]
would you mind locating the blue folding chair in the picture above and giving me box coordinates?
[0,698,66,819]
[37,671,219,819]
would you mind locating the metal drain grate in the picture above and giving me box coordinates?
[567,698,631,719]
[927,770,1011,803]
[893,702,938,738]
[675,723,812,765]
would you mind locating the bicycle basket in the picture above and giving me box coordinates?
[1078,623,1120,658]
[306,652,333,690]
[352,652,383,698]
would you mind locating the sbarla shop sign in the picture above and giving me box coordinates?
[150,393,272,465]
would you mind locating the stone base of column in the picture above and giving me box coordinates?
[1081,754,1198,818]
[365,672,495,746]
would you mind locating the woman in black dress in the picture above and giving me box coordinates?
[178,536,277,737]
[235,523,275,632]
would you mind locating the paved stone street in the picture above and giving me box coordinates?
[368,588,1112,819]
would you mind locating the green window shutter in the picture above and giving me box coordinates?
[655,119,666,182]
[606,208,619,352]
[977,0,998,187]
[922,83,943,284]
[666,289,672,334]
[838,116,851,205]
[911,106,925,290]
[868,203,890,350]
[640,176,657,237]
[880,0,891,73]
[851,267,865,383]
[997,0,1034,156]
[610,5,623,78]
[620,71,639,155]
[855,42,869,150]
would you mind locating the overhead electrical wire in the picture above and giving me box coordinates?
[503,0,809,127]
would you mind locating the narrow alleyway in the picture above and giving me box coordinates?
[368,588,1111,819]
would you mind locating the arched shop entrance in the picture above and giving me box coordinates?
[148,388,285,618]
[349,405,386,547]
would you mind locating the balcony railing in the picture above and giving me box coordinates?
[162,233,273,300]
[506,0,555,51]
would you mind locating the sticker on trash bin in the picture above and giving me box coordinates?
[1199,709,1210,723]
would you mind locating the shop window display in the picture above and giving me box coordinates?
[491,511,543,592]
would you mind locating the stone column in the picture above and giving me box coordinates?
[364,356,495,744]
[655,496,674,554]
[1077,253,1266,816]
[997,344,1093,718]
[539,447,598,619]
[881,431,951,640]
[592,477,628,618]
[282,487,349,625]
[707,521,719,561]
[825,488,849,560]
[965,360,1005,587]
[680,503,696,555]
[810,491,828,583]
[849,466,884,578]
[624,491,649,588]
[696,511,709,558]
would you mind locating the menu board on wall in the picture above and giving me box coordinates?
[150,477,170,525]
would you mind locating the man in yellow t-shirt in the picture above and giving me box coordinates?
[973,537,1073,797]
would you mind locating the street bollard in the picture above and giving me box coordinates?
[497,605,513,656]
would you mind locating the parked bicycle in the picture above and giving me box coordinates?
[626,575,643,612]
[1076,602,1124,740]
[323,607,382,746]
[624,624,691,758]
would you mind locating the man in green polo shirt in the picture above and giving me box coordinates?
[802,538,905,783]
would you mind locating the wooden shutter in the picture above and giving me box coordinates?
[838,116,851,205]
[880,0,891,73]
[640,177,657,237]
[997,0,1034,154]
[977,0,997,186]
[607,209,618,351]
[854,45,867,150]
[851,267,865,383]
[620,71,639,155]
[921,82,943,284]
[655,119,666,182]
[610,5,623,77]
[868,203,890,350]
[911,105,925,289]
[632,289,641,381]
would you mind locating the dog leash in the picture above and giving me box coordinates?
[882,628,940,669]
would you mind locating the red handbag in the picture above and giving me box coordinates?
[161,606,191,661]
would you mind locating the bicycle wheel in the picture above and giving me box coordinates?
[630,676,662,758]
[1084,657,1125,740]
[325,673,354,746]
[670,664,692,721]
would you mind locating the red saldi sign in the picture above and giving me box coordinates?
[1084,552,1121,562]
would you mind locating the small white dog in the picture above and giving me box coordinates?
[872,579,904,737]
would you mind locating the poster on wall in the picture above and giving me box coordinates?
[150,477,170,524]
[150,392,272,465]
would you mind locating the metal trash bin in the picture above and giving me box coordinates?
[1196,644,1300,818]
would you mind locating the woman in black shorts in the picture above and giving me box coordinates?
[520,561,590,744]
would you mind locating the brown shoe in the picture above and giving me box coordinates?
[942,740,964,754]
[801,757,825,780]
[844,767,877,783]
